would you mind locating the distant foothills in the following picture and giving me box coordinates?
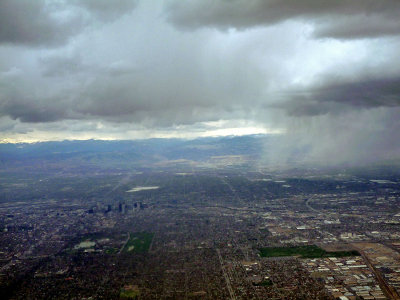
[0,135,266,172]
[1,135,400,176]
[0,135,265,160]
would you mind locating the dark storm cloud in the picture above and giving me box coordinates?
[72,0,138,21]
[0,0,137,47]
[281,76,400,117]
[166,0,400,39]
[313,15,400,40]
[1,53,249,126]
[0,95,68,123]
[0,78,69,123]
[0,0,81,47]
[0,66,76,123]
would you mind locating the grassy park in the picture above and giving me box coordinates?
[259,245,360,259]
[122,232,154,254]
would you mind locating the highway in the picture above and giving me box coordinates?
[216,249,237,300]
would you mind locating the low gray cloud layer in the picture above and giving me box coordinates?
[0,0,137,47]
[0,1,399,165]
[166,0,400,39]
[0,0,80,47]
[280,76,400,117]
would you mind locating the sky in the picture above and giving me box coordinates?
[1,0,400,165]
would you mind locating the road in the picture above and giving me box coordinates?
[119,232,130,254]
[305,195,320,213]
[216,249,236,300]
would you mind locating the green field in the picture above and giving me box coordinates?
[104,247,119,254]
[119,288,139,299]
[122,232,154,253]
[259,245,360,259]
[253,279,273,287]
